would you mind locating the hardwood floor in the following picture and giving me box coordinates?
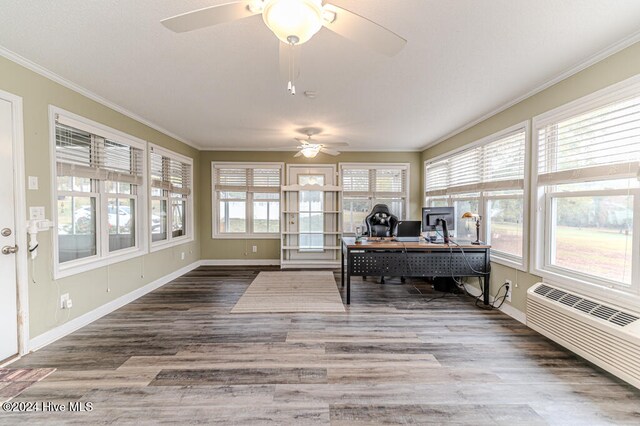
[3,266,640,425]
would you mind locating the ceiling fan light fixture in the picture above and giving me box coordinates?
[262,0,323,45]
[301,145,320,158]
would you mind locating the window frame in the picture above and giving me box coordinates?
[531,75,640,303]
[104,182,138,253]
[339,162,411,234]
[49,106,148,279]
[148,144,194,252]
[424,121,530,271]
[211,162,284,239]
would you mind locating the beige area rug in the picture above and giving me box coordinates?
[0,368,56,402]
[231,271,345,313]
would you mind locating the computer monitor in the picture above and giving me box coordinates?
[422,207,455,232]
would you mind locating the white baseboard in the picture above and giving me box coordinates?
[463,283,526,324]
[28,261,201,352]
[500,302,526,324]
[200,259,280,266]
[280,264,338,269]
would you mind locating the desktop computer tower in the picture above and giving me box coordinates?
[432,277,460,293]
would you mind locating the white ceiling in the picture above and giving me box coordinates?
[1,0,640,151]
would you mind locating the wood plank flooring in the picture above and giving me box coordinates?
[3,266,640,425]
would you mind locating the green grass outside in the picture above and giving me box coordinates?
[491,222,632,284]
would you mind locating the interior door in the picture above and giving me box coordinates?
[0,97,18,362]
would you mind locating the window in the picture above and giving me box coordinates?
[212,162,283,238]
[51,107,146,278]
[533,78,640,296]
[341,163,409,233]
[298,175,325,249]
[425,124,527,268]
[149,145,194,250]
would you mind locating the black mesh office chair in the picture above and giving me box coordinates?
[364,204,401,284]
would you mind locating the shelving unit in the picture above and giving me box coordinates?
[280,184,343,269]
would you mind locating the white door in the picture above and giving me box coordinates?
[285,165,338,263]
[0,97,19,362]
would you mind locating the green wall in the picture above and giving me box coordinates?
[199,151,422,260]
[421,41,640,314]
[0,56,200,339]
[3,37,639,340]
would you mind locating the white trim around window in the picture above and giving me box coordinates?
[424,121,530,271]
[211,162,284,239]
[148,144,194,252]
[49,106,148,279]
[530,74,640,307]
[339,162,411,234]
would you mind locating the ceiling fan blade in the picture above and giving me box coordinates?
[294,151,303,158]
[161,1,258,33]
[320,147,340,156]
[320,142,349,147]
[294,137,309,145]
[267,146,300,150]
[322,4,407,56]
[279,41,301,82]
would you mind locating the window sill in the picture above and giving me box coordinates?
[212,233,281,240]
[490,252,526,272]
[54,247,146,280]
[150,235,195,253]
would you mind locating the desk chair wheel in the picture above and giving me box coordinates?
[401,277,406,283]
[380,276,385,284]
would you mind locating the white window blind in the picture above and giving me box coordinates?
[55,121,143,185]
[537,95,640,185]
[425,129,525,196]
[55,115,143,185]
[342,167,407,199]
[342,168,370,195]
[214,166,281,192]
[150,149,192,195]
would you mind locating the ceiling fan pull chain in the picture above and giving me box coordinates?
[287,41,292,93]
[290,42,296,95]
[286,35,299,96]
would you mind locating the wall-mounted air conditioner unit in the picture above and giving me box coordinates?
[527,282,640,389]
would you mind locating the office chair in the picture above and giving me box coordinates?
[365,204,399,238]
[364,204,401,284]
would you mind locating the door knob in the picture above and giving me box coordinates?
[1,245,18,255]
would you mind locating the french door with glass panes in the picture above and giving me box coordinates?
[281,165,340,267]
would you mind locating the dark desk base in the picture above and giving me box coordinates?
[341,244,491,305]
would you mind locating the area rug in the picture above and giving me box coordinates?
[231,271,345,313]
[0,368,56,402]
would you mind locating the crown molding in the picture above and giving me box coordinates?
[0,46,202,150]
[201,147,422,152]
[421,29,640,152]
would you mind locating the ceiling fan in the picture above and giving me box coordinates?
[273,134,348,158]
[161,0,407,93]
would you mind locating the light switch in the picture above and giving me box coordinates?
[29,206,45,220]
[28,176,38,190]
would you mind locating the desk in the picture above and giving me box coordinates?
[341,237,491,305]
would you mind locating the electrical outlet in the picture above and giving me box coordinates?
[60,293,70,309]
[29,206,45,220]
[252,245,258,253]
[505,279,513,302]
